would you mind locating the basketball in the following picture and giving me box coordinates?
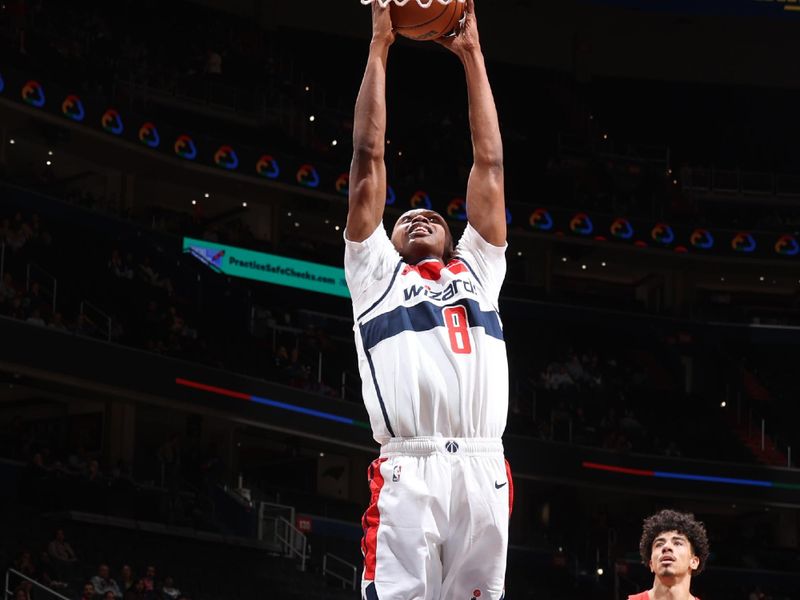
[390,0,465,41]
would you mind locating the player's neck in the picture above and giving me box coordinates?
[650,574,694,600]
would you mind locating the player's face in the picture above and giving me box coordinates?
[391,209,451,263]
[649,530,699,581]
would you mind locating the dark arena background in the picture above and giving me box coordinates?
[1,0,800,598]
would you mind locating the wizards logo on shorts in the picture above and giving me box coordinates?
[255,155,280,179]
[101,109,124,135]
[174,135,197,160]
[569,212,593,235]
[650,222,674,245]
[335,172,349,196]
[138,122,160,148]
[446,198,467,221]
[296,164,320,188]
[410,190,432,210]
[61,94,85,121]
[775,234,799,256]
[610,217,633,240]
[731,231,756,253]
[21,80,45,107]
[214,145,239,170]
[529,208,553,231]
[690,228,714,250]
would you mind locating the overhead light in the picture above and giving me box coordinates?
[597,568,604,576]
[241,202,247,208]
[581,264,587,270]
[398,151,403,157]
[45,160,51,166]
[601,261,607,267]
[331,139,338,146]
[319,452,325,457]
[287,211,292,217]
[47,150,53,156]
[517,251,523,256]
[324,219,330,224]
[386,139,391,145]
[720,401,727,408]
[561,257,567,262]
[602,133,608,140]
[294,222,300,228]
[672,179,678,185]
[759,276,765,282]
[204,192,210,198]
[720,277,725,282]
[8,139,15,144]
[191,200,197,205]
[334,225,341,231]
[309,115,315,122]
[304,85,310,92]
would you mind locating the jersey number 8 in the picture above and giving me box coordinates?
[443,306,472,354]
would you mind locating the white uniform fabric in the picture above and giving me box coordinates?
[345,223,511,600]
[344,223,509,444]
[361,438,511,600]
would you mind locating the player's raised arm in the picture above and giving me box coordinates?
[346,3,395,243]
[437,0,506,246]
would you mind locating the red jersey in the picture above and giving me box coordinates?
[629,594,699,600]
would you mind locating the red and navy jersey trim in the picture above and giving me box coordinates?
[359,298,503,350]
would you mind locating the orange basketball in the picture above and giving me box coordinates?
[390,1,465,41]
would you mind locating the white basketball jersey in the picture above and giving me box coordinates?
[344,223,508,445]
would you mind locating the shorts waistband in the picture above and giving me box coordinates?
[380,437,504,457]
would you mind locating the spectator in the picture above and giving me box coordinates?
[78,581,96,600]
[49,312,69,331]
[91,564,122,598]
[161,576,180,600]
[13,584,31,600]
[13,550,37,579]
[109,249,134,280]
[123,580,145,600]
[25,308,46,327]
[118,565,135,594]
[47,528,79,581]
[141,565,157,599]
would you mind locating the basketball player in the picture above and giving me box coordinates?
[344,1,510,599]
[629,509,710,600]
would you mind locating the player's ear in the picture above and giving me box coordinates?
[648,558,655,573]
[689,555,700,571]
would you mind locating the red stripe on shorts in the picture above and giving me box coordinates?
[505,459,514,517]
[362,457,387,580]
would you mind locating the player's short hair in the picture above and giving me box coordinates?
[639,509,710,574]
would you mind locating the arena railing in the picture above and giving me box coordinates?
[79,300,113,343]
[4,568,70,600]
[322,552,358,590]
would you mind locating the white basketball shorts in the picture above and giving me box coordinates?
[361,437,513,600]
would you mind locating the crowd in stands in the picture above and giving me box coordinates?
[8,528,188,600]
[0,198,765,469]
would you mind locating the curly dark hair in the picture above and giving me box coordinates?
[639,509,710,574]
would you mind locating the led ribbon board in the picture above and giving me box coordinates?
[183,237,350,298]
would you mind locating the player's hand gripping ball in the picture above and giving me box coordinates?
[390,0,466,41]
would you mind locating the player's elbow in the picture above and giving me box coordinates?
[352,141,385,163]
[474,148,504,172]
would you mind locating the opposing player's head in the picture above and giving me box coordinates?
[390,209,454,264]
[640,509,709,582]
